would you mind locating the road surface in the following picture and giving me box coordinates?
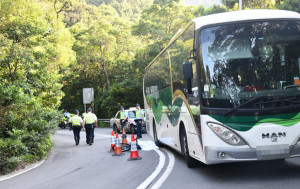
[2,128,300,189]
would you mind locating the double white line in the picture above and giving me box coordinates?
[137,148,175,189]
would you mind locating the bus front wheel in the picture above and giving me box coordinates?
[153,120,162,147]
[180,125,198,168]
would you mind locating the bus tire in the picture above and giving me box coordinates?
[180,125,198,168]
[153,119,162,147]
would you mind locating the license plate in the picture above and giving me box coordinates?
[256,144,289,160]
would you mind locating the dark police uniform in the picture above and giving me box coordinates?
[84,112,96,145]
[70,114,83,145]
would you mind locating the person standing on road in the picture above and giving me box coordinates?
[91,109,97,144]
[83,108,97,146]
[120,106,128,129]
[64,110,72,131]
[135,104,144,139]
[70,110,83,145]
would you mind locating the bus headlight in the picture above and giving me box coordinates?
[207,122,246,146]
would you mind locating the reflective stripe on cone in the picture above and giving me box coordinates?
[112,132,124,156]
[108,131,115,153]
[128,134,142,161]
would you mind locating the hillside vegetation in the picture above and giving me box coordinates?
[0,0,298,174]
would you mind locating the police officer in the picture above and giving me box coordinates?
[69,110,83,145]
[83,108,97,146]
[91,110,97,144]
[120,106,128,129]
[135,104,144,139]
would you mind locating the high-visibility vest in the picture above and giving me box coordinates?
[72,116,81,126]
[85,113,94,124]
[136,109,142,119]
[120,111,125,119]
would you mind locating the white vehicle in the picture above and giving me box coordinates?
[143,10,300,167]
[110,108,146,134]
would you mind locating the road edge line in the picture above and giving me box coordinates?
[0,159,46,182]
[136,149,166,189]
[151,148,175,189]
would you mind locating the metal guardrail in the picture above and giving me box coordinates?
[98,119,110,122]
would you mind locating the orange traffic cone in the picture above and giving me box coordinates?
[108,131,115,153]
[112,132,124,156]
[122,128,128,144]
[128,134,142,161]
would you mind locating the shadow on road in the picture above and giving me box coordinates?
[199,159,300,181]
[167,146,300,182]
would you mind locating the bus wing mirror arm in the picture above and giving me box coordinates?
[183,60,193,94]
[189,48,196,58]
[183,60,193,79]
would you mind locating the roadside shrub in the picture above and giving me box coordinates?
[0,129,54,174]
[0,84,59,174]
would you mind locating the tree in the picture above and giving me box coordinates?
[221,0,276,10]
[0,0,75,174]
[204,4,227,15]
[48,0,77,19]
[277,0,300,13]
[61,2,142,117]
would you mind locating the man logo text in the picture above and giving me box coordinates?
[262,132,286,142]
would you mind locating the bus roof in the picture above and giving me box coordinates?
[193,9,300,30]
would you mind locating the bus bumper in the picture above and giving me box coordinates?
[204,143,300,164]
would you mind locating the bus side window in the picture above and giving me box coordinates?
[170,23,196,98]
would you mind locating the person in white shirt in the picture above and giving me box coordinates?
[69,110,83,145]
[63,109,70,117]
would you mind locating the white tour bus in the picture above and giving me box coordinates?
[143,10,300,167]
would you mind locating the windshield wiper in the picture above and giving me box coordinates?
[224,96,260,116]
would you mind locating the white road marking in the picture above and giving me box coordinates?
[151,148,175,189]
[0,159,46,182]
[136,149,166,189]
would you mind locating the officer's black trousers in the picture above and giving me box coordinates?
[73,126,82,144]
[85,124,93,144]
[136,119,142,138]
[120,119,126,129]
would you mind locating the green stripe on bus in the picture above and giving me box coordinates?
[210,112,300,131]
[146,87,183,126]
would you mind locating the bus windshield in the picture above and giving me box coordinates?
[200,20,300,111]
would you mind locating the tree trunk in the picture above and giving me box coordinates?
[99,45,110,90]
[102,62,110,90]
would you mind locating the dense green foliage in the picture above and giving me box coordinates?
[0,0,298,174]
[61,0,229,117]
[0,0,74,174]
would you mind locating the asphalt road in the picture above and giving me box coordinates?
[2,128,300,189]
[0,128,159,189]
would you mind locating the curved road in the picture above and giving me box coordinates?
[0,128,159,189]
[2,128,300,189]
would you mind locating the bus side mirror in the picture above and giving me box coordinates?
[183,60,193,94]
[183,60,193,79]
